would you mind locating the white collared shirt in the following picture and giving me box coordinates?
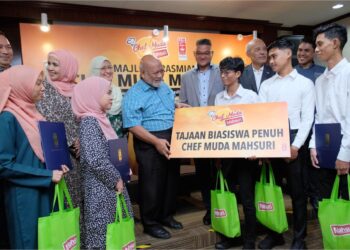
[253,66,264,91]
[198,68,211,106]
[215,84,260,106]
[309,58,350,162]
[259,69,315,148]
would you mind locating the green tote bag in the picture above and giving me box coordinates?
[211,170,241,238]
[319,174,350,250]
[106,193,135,250]
[38,179,80,250]
[255,164,288,233]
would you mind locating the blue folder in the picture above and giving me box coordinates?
[315,123,342,169]
[38,121,72,170]
[108,137,131,182]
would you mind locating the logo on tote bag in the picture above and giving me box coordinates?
[331,224,350,236]
[123,241,136,250]
[258,202,274,211]
[214,209,227,218]
[63,235,77,250]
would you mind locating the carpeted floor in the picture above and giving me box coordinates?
[133,192,324,249]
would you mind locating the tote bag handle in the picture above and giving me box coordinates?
[115,193,132,223]
[51,178,74,213]
[215,170,230,193]
[259,163,276,186]
[330,174,350,201]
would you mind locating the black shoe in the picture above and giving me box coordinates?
[144,225,171,239]
[215,237,242,249]
[290,239,306,250]
[243,241,255,249]
[258,235,285,249]
[203,210,211,225]
[161,217,183,230]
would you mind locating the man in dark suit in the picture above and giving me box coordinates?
[238,38,273,250]
[240,38,273,93]
[179,38,224,225]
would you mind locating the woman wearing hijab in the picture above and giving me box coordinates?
[71,76,132,249]
[89,56,125,137]
[36,49,82,209]
[0,65,67,249]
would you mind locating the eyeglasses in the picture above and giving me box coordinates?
[194,51,213,56]
[220,70,235,76]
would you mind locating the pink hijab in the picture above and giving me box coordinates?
[71,76,117,140]
[47,49,78,97]
[0,65,45,162]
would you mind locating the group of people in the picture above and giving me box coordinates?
[0,31,127,249]
[185,23,348,250]
[179,23,349,250]
[0,21,349,250]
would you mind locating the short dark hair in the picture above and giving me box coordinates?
[219,57,245,74]
[267,38,294,52]
[0,30,6,37]
[196,38,212,46]
[299,37,315,49]
[313,23,347,50]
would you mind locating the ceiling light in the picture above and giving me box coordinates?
[253,30,258,39]
[152,29,159,37]
[332,4,344,9]
[40,13,50,32]
[163,25,169,42]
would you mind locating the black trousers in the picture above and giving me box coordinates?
[133,129,180,228]
[306,166,321,202]
[303,133,321,205]
[318,169,349,200]
[267,150,308,242]
[194,158,217,211]
[222,158,258,243]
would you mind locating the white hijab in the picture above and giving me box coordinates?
[89,56,122,115]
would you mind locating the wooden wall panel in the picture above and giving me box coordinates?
[0,1,292,64]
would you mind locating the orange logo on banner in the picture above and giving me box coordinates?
[126,36,169,59]
[177,37,187,61]
[208,108,244,127]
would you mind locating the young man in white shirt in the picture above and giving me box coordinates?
[259,39,315,250]
[309,23,350,199]
[295,37,325,214]
[214,57,259,250]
